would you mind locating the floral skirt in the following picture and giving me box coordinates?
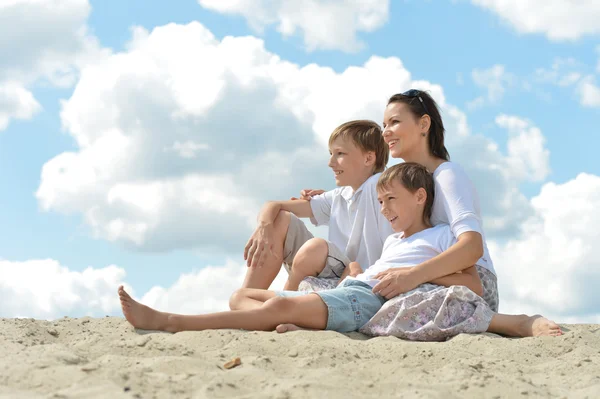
[298,266,498,341]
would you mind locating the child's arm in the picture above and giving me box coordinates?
[245,200,314,268]
[336,262,363,285]
[428,266,483,296]
[374,266,483,298]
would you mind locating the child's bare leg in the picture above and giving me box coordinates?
[229,288,277,311]
[241,210,291,290]
[283,238,329,290]
[118,285,328,332]
[488,313,562,337]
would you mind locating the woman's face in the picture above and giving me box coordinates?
[382,102,424,159]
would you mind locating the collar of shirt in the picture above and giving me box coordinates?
[340,177,371,203]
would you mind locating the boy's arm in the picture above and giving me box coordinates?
[257,200,314,225]
[336,262,363,286]
[245,200,314,268]
[428,266,483,296]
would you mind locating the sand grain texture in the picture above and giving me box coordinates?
[1,317,599,398]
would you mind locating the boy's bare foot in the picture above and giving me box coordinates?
[276,323,306,333]
[118,286,173,332]
[522,315,563,337]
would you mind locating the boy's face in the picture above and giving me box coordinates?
[328,137,372,188]
[377,180,424,234]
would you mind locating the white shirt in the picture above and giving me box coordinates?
[431,162,495,274]
[310,173,394,269]
[355,224,455,288]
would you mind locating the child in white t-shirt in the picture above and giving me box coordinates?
[236,120,394,296]
[117,162,483,335]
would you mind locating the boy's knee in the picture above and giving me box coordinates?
[229,288,249,310]
[293,238,328,267]
[274,210,291,232]
[262,296,295,314]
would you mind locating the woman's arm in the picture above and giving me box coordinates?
[372,232,483,298]
[410,231,483,285]
[428,265,483,296]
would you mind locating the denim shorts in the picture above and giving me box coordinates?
[277,279,386,333]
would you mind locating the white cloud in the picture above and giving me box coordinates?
[197,0,390,52]
[468,65,515,109]
[0,0,107,131]
[577,76,600,108]
[37,21,547,253]
[0,82,41,130]
[141,260,288,314]
[0,259,128,319]
[534,58,583,87]
[492,173,600,323]
[471,0,600,41]
[0,257,288,319]
[168,140,211,159]
[495,114,550,182]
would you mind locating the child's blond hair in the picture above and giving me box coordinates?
[328,120,389,174]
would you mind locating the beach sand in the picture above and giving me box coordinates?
[0,317,599,398]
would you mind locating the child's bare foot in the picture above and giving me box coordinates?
[276,323,307,333]
[522,315,563,337]
[118,286,173,332]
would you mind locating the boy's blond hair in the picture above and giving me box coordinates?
[376,162,435,224]
[328,120,389,174]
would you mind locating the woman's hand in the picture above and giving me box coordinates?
[244,224,277,268]
[290,189,325,201]
[372,268,421,299]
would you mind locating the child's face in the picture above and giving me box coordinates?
[328,137,372,189]
[382,102,424,160]
[377,180,424,233]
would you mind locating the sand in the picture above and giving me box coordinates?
[0,317,599,399]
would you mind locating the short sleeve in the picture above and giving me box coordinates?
[435,165,483,238]
[309,189,336,226]
[436,225,457,253]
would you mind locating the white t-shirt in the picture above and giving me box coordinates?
[310,173,395,269]
[431,162,495,274]
[355,224,455,287]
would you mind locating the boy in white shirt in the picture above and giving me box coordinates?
[238,120,394,296]
[118,162,482,334]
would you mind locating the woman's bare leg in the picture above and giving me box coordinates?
[241,210,291,290]
[283,238,329,290]
[229,288,278,311]
[488,313,562,337]
[118,285,328,333]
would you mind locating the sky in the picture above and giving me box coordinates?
[1,0,599,323]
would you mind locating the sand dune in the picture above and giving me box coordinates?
[1,317,599,398]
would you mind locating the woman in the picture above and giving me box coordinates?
[293,90,561,340]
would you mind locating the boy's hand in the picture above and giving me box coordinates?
[244,225,278,268]
[372,268,420,299]
[291,189,325,201]
[348,262,362,277]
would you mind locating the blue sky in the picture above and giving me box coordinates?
[1,0,599,321]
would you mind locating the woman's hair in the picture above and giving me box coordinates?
[376,162,434,224]
[388,90,450,161]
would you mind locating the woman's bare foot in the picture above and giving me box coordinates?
[276,323,307,333]
[118,286,173,332]
[522,315,563,337]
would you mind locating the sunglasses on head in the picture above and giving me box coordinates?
[402,89,430,115]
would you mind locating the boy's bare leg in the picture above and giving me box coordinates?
[242,210,291,290]
[283,238,329,290]
[488,313,562,337]
[229,288,278,311]
[118,285,327,333]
